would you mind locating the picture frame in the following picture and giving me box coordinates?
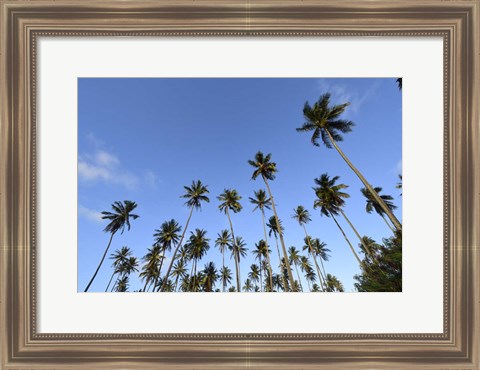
[1,0,478,368]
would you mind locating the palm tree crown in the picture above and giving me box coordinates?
[249,189,271,212]
[361,187,397,215]
[313,173,349,216]
[101,200,139,234]
[292,205,312,225]
[217,189,243,214]
[181,180,210,210]
[248,151,277,181]
[153,219,182,251]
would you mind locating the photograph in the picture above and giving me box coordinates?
[78,77,402,293]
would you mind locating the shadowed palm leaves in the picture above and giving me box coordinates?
[288,246,303,291]
[361,187,397,233]
[172,258,187,292]
[106,246,132,292]
[297,93,402,231]
[84,200,139,292]
[266,215,288,291]
[153,219,181,291]
[230,236,248,281]
[325,274,345,292]
[161,180,209,292]
[185,229,210,291]
[252,240,270,292]
[248,152,296,290]
[299,255,314,291]
[201,262,219,292]
[140,245,162,292]
[243,278,254,292]
[217,189,243,291]
[310,238,330,283]
[221,266,233,290]
[248,264,260,290]
[249,189,274,290]
[215,230,232,292]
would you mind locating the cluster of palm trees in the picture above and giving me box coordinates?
[83,92,402,293]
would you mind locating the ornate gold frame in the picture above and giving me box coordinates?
[1,0,478,368]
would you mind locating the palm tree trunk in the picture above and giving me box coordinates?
[259,255,263,292]
[319,257,328,284]
[153,248,166,291]
[226,209,241,292]
[262,175,296,290]
[325,128,402,231]
[293,262,303,292]
[222,249,226,292]
[174,274,180,292]
[302,225,325,291]
[84,231,116,292]
[273,236,287,291]
[329,211,362,265]
[105,271,116,292]
[142,277,150,292]
[160,207,194,292]
[338,209,375,259]
[261,210,274,290]
[305,274,312,291]
[380,212,396,233]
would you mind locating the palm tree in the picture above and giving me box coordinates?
[248,152,296,290]
[153,219,181,289]
[310,238,331,284]
[249,189,274,290]
[288,246,304,291]
[160,180,210,291]
[230,236,248,286]
[172,259,187,292]
[299,256,314,291]
[396,174,403,196]
[185,229,210,291]
[115,275,129,292]
[243,278,254,292]
[325,274,345,292]
[215,230,232,292]
[84,200,139,292]
[202,262,219,292]
[220,266,233,291]
[105,246,132,292]
[252,240,270,292]
[292,206,325,290]
[360,187,398,233]
[296,93,402,231]
[217,189,243,291]
[248,264,260,290]
[313,174,367,265]
[140,245,162,292]
[266,215,288,291]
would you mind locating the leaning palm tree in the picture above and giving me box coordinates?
[266,215,288,291]
[313,174,371,264]
[248,152,296,290]
[249,189,274,289]
[301,237,326,290]
[153,219,181,290]
[360,187,398,233]
[217,189,243,291]
[292,206,325,290]
[84,200,139,292]
[310,238,331,284]
[160,180,210,291]
[185,229,210,292]
[296,93,402,231]
[288,246,304,292]
[215,230,232,292]
[105,246,132,292]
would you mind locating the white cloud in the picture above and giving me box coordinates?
[315,79,380,118]
[78,204,103,223]
[144,170,157,187]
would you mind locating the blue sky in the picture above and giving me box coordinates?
[78,78,402,292]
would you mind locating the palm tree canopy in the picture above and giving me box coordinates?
[220,266,233,286]
[288,246,302,265]
[109,246,132,271]
[296,93,355,148]
[292,205,312,225]
[360,187,397,215]
[153,219,182,251]
[185,229,210,261]
[248,151,277,181]
[230,236,248,260]
[252,240,270,261]
[310,238,331,262]
[101,200,139,234]
[249,189,272,212]
[217,189,243,214]
[181,180,210,210]
[325,273,345,292]
[313,173,349,216]
[215,229,232,254]
[266,215,284,238]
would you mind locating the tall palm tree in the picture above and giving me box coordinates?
[153,219,182,289]
[325,274,345,292]
[252,240,270,292]
[248,152,296,290]
[288,246,304,292]
[84,200,139,292]
[215,230,232,292]
[185,229,210,291]
[243,278,254,292]
[202,262,219,292]
[230,236,248,286]
[292,206,326,290]
[217,189,243,291]
[266,215,288,291]
[220,266,233,291]
[105,246,132,292]
[360,187,398,233]
[172,259,187,292]
[299,256,314,291]
[313,174,370,264]
[296,93,402,231]
[248,264,260,290]
[160,180,210,291]
[140,245,162,292]
[310,237,331,284]
[249,189,274,289]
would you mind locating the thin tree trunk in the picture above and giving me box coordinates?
[274,236,287,291]
[111,275,121,292]
[262,175,296,290]
[105,270,116,292]
[339,209,375,259]
[142,277,150,292]
[261,210,274,290]
[302,225,325,291]
[160,208,194,292]
[153,247,166,291]
[305,274,312,291]
[84,232,116,292]
[222,249,226,292]
[380,213,396,233]
[259,254,263,292]
[325,128,402,231]
[294,262,303,292]
[226,209,241,292]
[329,211,362,265]
[174,274,180,292]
